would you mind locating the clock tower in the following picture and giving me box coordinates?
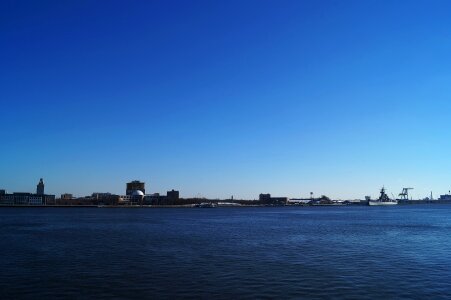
[36,178,45,195]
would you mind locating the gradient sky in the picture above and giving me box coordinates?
[2,0,451,199]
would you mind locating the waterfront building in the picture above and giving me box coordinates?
[0,179,55,205]
[28,195,43,205]
[61,193,73,200]
[126,180,145,195]
[0,194,14,205]
[96,194,119,205]
[270,197,288,204]
[119,191,144,205]
[119,195,132,204]
[36,178,45,195]
[259,193,287,205]
[57,196,75,205]
[259,194,271,202]
[167,189,179,201]
[438,194,451,201]
[92,192,112,199]
[143,194,152,204]
[13,193,31,205]
[287,198,311,205]
[132,190,145,205]
[143,193,165,205]
[143,193,157,204]
[44,195,56,205]
[88,193,119,205]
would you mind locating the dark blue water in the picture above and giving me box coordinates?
[1,206,451,299]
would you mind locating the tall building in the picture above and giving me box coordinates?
[36,178,44,195]
[126,180,145,195]
[167,189,179,201]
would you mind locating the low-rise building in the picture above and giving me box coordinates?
[91,193,119,205]
[61,193,73,200]
[28,195,43,205]
[287,198,311,205]
[0,194,14,205]
[13,193,31,205]
[44,195,56,205]
[259,193,287,205]
[439,194,451,201]
[143,193,166,205]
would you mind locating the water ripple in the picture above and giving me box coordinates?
[1,206,451,299]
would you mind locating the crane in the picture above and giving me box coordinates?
[399,188,414,200]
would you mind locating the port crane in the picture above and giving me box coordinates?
[398,188,414,200]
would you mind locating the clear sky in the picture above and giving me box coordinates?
[1,0,451,199]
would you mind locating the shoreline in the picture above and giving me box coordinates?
[1,202,451,208]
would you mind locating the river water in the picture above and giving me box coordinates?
[1,205,451,299]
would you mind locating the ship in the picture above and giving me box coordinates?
[368,187,398,206]
[195,202,217,208]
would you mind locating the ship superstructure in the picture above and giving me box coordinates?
[368,187,398,206]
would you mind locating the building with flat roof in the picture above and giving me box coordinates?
[0,194,14,205]
[126,180,145,195]
[438,194,451,201]
[259,193,271,201]
[13,193,31,205]
[61,193,73,200]
[167,189,179,200]
[259,193,287,205]
[29,195,43,205]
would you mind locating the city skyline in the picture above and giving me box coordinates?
[2,1,451,199]
[1,177,448,201]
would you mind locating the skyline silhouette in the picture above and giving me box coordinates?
[2,1,451,199]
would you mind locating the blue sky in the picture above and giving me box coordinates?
[1,0,451,199]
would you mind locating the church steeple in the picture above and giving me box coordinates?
[36,178,44,195]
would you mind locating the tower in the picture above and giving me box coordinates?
[36,178,44,195]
